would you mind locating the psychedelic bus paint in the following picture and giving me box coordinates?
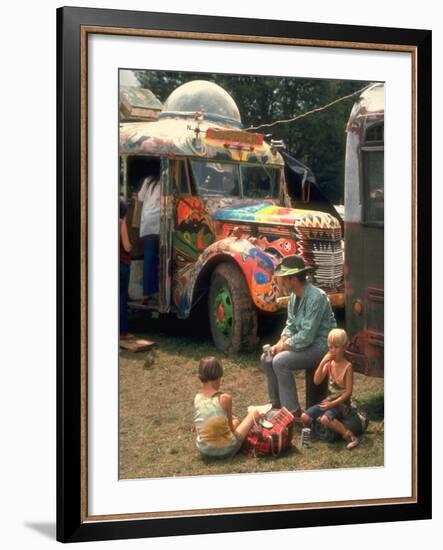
[120,79,344,353]
[344,83,384,376]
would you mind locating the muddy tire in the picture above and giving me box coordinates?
[208,263,258,353]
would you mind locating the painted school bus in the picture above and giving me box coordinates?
[344,83,384,376]
[120,80,344,353]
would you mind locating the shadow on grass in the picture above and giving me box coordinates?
[198,444,298,466]
[126,298,349,369]
[125,318,261,365]
[128,301,345,350]
[357,391,384,421]
[127,306,287,360]
[323,432,376,450]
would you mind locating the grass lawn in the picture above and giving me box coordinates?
[119,314,384,480]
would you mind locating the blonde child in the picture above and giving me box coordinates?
[193,357,262,458]
[300,328,360,450]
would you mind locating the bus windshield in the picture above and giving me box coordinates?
[241,165,280,199]
[190,160,280,199]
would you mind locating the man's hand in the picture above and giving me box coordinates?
[272,339,290,355]
[270,345,277,355]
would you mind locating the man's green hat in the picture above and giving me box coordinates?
[273,254,313,277]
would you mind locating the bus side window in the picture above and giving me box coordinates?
[362,123,384,224]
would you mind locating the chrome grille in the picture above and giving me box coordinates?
[296,226,342,241]
[296,227,344,290]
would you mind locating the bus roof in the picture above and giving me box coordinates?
[119,117,284,166]
[346,83,384,133]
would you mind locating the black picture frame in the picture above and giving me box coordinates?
[57,6,432,543]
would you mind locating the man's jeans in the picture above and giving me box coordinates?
[260,346,325,412]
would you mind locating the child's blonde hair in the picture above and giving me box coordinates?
[328,328,348,348]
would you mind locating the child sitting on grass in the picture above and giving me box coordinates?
[193,356,263,458]
[300,328,360,450]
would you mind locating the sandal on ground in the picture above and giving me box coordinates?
[346,435,360,450]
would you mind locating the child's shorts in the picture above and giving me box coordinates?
[197,433,242,459]
[305,403,345,422]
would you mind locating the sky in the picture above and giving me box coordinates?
[120,69,140,87]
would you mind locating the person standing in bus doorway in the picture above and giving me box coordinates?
[137,162,161,304]
[260,255,337,419]
[119,199,133,340]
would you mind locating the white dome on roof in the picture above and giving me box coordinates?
[161,80,242,125]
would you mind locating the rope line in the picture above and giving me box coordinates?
[245,84,372,131]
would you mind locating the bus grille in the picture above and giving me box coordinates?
[296,228,344,290]
[296,226,342,241]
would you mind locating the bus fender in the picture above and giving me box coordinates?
[176,237,281,318]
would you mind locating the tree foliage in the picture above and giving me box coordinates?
[134,70,371,203]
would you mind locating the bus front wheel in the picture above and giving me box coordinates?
[208,263,258,353]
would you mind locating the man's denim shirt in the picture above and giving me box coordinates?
[281,282,337,352]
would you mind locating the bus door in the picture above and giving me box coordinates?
[170,159,215,316]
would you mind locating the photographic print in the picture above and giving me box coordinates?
[57,6,431,542]
[118,69,384,480]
